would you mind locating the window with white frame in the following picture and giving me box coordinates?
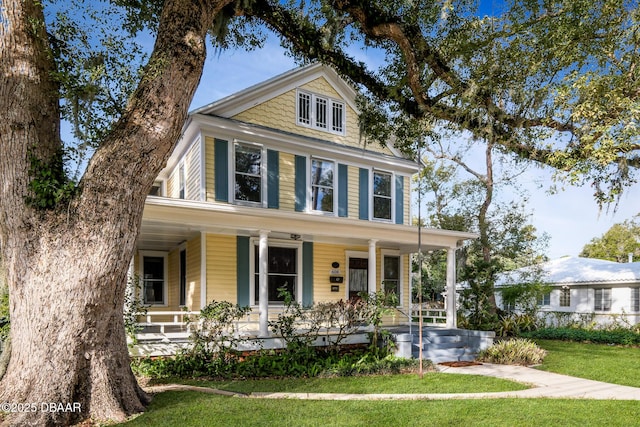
[253,245,299,305]
[311,158,334,213]
[373,170,393,221]
[141,254,167,305]
[149,180,164,196]
[234,142,263,204]
[297,90,345,135]
[178,163,186,199]
[559,287,571,307]
[594,288,611,311]
[382,254,401,306]
[632,288,639,312]
[537,292,550,306]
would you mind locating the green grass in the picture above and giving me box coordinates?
[535,339,640,387]
[122,340,640,426]
[160,372,529,394]
[123,392,640,427]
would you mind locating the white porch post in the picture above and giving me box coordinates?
[446,247,457,328]
[259,230,270,337]
[368,239,378,294]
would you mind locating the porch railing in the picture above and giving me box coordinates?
[411,306,447,326]
[138,311,200,335]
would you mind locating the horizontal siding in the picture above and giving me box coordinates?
[205,136,215,202]
[279,152,296,211]
[231,77,394,155]
[166,169,176,198]
[186,237,201,310]
[312,243,341,302]
[166,248,180,310]
[186,139,201,200]
[206,234,237,303]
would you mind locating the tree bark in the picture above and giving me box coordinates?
[0,0,232,425]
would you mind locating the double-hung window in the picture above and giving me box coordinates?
[254,246,298,304]
[559,287,571,307]
[234,142,263,204]
[632,288,639,312]
[141,253,167,305]
[311,158,334,213]
[373,171,393,221]
[178,163,186,199]
[297,90,345,135]
[537,292,550,306]
[382,254,401,306]
[594,288,611,311]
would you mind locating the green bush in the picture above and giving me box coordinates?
[131,346,417,380]
[522,327,640,345]
[477,338,547,366]
[496,314,539,337]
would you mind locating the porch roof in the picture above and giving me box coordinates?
[139,196,477,253]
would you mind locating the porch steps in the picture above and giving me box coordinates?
[393,327,495,364]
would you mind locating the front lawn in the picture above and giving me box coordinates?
[123,393,640,427]
[158,372,529,394]
[535,339,640,387]
[121,340,640,426]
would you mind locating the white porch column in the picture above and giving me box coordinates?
[446,247,457,328]
[368,239,378,294]
[258,230,270,337]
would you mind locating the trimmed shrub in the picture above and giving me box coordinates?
[522,327,640,346]
[477,338,547,366]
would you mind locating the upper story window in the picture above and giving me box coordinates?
[178,163,186,199]
[297,90,345,135]
[372,170,393,221]
[234,142,263,204]
[149,180,163,197]
[311,158,334,213]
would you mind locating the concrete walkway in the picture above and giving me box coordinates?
[145,363,640,401]
[248,363,640,401]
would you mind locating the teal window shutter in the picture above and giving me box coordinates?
[338,163,348,217]
[302,242,313,306]
[395,175,404,224]
[267,150,279,209]
[214,139,228,202]
[359,168,369,220]
[236,236,250,306]
[295,155,307,212]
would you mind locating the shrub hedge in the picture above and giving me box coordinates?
[522,327,640,346]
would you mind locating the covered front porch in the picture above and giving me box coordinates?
[132,196,476,351]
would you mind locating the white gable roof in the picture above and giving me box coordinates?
[496,256,640,287]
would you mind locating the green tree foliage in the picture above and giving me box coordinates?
[580,215,640,262]
[416,155,548,328]
[242,0,640,204]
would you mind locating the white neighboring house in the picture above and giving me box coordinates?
[495,256,640,327]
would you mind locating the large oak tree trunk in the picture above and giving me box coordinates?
[0,0,232,425]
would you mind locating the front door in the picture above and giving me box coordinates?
[348,257,368,300]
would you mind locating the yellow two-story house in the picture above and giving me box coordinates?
[135,64,475,337]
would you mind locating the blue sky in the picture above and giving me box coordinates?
[190,34,640,260]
